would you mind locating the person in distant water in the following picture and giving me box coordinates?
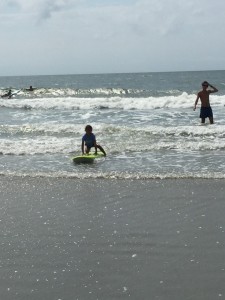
[26,86,34,91]
[82,125,106,156]
[1,89,12,99]
[194,81,218,124]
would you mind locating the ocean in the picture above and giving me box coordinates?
[1,70,225,179]
[1,71,225,300]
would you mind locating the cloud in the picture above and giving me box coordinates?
[1,0,225,75]
[32,0,74,21]
[2,0,21,10]
[1,0,75,22]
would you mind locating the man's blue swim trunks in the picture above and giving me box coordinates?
[200,106,213,118]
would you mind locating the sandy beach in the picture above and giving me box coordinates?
[1,176,225,300]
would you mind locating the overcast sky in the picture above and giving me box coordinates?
[0,0,225,76]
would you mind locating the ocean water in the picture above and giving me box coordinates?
[1,71,225,300]
[1,70,225,179]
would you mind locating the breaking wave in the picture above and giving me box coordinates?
[1,93,225,110]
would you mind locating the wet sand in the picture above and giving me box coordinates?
[0,176,225,300]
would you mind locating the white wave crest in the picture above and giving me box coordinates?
[2,93,225,110]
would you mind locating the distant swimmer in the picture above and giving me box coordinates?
[26,86,35,91]
[1,89,12,99]
[194,81,218,124]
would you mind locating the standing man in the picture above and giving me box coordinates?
[194,81,218,124]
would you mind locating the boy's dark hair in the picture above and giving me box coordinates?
[85,125,92,131]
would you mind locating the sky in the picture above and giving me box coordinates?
[0,0,225,76]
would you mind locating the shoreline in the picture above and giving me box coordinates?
[1,172,225,180]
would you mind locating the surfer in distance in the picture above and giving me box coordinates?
[25,86,36,91]
[194,81,218,124]
[1,89,12,99]
[82,125,106,156]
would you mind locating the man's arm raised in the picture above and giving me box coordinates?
[208,83,218,93]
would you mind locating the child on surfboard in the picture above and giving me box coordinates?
[82,125,106,156]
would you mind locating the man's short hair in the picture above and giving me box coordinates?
[202,81,208,87]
